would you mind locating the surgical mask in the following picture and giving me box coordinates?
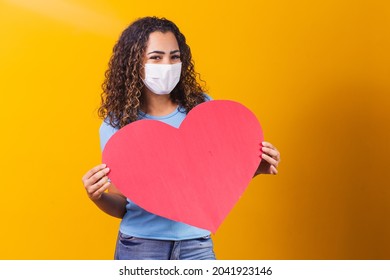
[142,63,182,95]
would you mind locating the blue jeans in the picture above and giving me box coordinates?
[114,231,216,260]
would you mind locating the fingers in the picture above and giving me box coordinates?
[261,153,279,168]
[260,141,280,175]
[82,163,107,182]
[261,147,280,163]
[83,165,110,187]
[261,141,281,163]
[82,164,111,201]
[261,141,274,148]
[87,178,111,201]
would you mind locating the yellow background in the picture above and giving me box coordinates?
[1,0,389,259]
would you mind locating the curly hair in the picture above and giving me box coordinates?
[98,16,206,129]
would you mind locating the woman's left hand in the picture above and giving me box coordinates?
[255,141,281,176]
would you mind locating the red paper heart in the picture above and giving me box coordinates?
[102,100,263,232]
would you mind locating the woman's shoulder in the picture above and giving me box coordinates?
[203,93,213,101]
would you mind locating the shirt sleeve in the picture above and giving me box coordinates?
[99,120,118,152]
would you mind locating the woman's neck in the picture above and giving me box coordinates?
[141,90,178,116]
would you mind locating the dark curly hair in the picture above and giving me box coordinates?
[98,16,206,129]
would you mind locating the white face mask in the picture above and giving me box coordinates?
[142,63,182,95]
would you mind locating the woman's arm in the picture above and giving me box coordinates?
[82,164,127,218]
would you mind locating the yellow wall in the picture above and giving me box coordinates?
[1,0,389,259]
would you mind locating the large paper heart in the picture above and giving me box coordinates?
[102,100,263,232]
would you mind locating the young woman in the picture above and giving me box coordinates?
[82,16,281,260]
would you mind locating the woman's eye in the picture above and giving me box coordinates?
[171,55,181,60]
[150,56,161,60]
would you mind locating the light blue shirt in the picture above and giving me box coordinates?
[99,96,211,240]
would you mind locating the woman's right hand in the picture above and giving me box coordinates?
[82,163,111,201]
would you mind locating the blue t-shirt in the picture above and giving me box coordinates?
[99,97,211,240]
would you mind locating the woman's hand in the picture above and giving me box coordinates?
[82,163,111,201]
[255,141,281,176]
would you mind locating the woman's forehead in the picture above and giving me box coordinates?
[145,31,179,52]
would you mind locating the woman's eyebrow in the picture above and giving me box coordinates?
[147,50,180,55]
